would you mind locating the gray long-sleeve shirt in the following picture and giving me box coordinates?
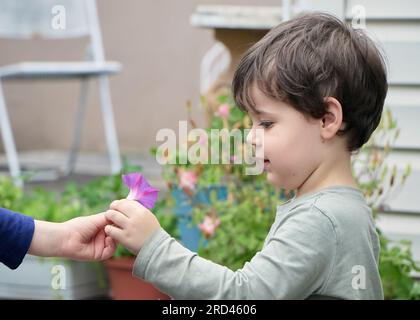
[133,185,384,299]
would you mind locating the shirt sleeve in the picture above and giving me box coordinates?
[0,208,35,269]
[132,204,338,299]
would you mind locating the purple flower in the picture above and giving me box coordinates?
[122,173,159,209]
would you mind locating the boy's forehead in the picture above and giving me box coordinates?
[249,85,285,115]
[249,86,269,111]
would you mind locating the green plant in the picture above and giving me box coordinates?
[352,107,419,299]
[353,108,412,216]
[378,233,420,299]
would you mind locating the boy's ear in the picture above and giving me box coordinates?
[320,97,344,141]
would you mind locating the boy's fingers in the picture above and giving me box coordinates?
[110,199,143,218]
[110,200,122,209]
[104,225,124,243]
[105,209,129,227]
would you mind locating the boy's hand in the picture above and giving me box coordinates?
[104,199,161,255]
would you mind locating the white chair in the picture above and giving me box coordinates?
[0,0,122,186]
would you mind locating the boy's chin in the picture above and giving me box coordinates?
[266,172,282,188]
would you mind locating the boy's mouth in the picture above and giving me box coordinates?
[263,159,270,171]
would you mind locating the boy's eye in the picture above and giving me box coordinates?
[258,121,273,129]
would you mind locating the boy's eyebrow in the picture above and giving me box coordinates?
[253,108,277,116]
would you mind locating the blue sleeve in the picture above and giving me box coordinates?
[0,208,35,269]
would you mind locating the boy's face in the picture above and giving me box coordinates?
[247,85,324,190]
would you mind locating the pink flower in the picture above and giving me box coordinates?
[122,173,159,209]
[178,169,198,190]
[198,215,221,238]
[199,133,208,146]
[216,103,230,119]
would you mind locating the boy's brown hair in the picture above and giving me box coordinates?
[232,12,388,152]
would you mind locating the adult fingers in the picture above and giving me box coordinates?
[101,236,116,260]
[87,212,109,228]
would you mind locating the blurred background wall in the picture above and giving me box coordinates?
[0,0,279,154]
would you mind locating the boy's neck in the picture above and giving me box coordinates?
[296,151,358,198]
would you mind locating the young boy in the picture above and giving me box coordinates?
[105,12,387,299]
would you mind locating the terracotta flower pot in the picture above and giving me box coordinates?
[105,257,170,300]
